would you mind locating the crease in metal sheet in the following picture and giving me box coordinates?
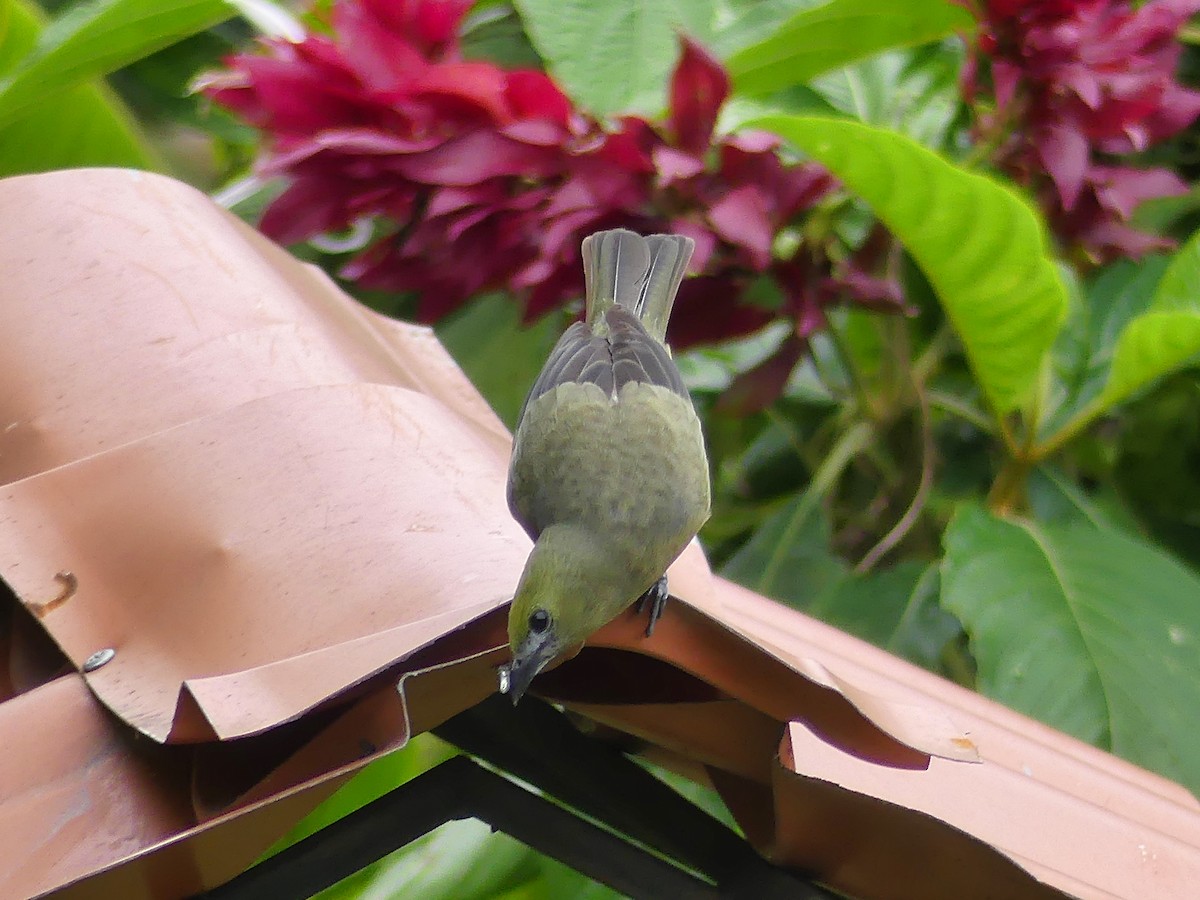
[0,168,507,490]
[21,639,508,899]
[661,590,979,763]
[711,574,1200,835]
[0,382,528,742]
[2,169,1198,900]
[173,595,502,742]
[583,596,966,767]
[765,744,1070,900]
[776,718,1200,899]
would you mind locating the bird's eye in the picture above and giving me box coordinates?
[529,609,551,634]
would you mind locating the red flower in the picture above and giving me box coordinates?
[205,0,909,409]
[968,0,1200,261]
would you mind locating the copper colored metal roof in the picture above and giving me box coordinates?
[1,168,1197,899]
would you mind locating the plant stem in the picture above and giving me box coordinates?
[763,405,808,461]
[911,324,952,387]
[813,421,875,499]
[927,390,997,435]
[996,414,1020,458]
[822,311,875,421]
[857,392,934,572]
[757,421,874,592]
[987,455,1034,515]
[1031,401,1101,461]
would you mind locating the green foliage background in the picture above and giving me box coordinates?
[4,0,1200,896]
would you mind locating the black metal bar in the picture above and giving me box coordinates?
[198,756,715,900]
[434,695,836,900]
[463,759,716,900]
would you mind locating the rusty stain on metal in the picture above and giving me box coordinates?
[26,570,77,618]
[0,168,1197,900]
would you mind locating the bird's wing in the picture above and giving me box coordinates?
[514,308,686,429]
[507,307,689,537]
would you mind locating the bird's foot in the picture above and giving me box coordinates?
[634,575,669,637]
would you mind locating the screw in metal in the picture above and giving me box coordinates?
[82,648,115,672]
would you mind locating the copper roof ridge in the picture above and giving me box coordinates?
[1,167,1197,899]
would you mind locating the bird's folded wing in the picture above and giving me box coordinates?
[515,308,687,430]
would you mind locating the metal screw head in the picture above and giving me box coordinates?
[82,648,115,672]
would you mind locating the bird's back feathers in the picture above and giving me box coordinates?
[513,230,694,427]
[518,307,687,415]
[508,229,704,544]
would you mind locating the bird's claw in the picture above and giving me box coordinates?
[635,575,669,637]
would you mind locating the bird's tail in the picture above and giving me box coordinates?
[581,229,694,342]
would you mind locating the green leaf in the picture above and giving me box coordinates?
[0,80,154,175]
[0,0,157,173]
[1092,313,1200,413]
[942,504,1200,796]
[809,42,965,148]
[1025,465,1139,534]
[721,488,848,603]
[436,295,564,430]
[727,0,972,97]
[810,561,962,670]
[754,115,1068,416]
[1094,227,1200,406]
[1044,258,1167,437]
[461,5,543,68]
[708,0,823,59]
[511,0,715,115]
[1152,226,1200,316]
[1114,375,1200,571]
[1044,233,1200,449]
[0,0,235,129]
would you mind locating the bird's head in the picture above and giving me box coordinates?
[499,526,628,704]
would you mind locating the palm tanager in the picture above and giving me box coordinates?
[499,229,711,703]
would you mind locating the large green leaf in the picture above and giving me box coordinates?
[942,504,1200,796]
[754,115,1068,416]
[727,0,971,97]
[708,0,823,59]
[461,5,542,69]
[1115,375,1200,572]
[809,43,964,149]
[1092,313,1200,412]
[0,0,235,129]
[1152,226,1200,316]
[511,0,715,115]
[0,0,156,173]
[0,77,154,174]
[1025,465,1139,534]
[1044,232,1200,450]
[1092,229,1200,409]
[1043,257,1167,437]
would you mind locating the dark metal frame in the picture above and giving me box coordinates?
[200,695,837,900]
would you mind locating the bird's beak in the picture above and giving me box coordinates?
[499,627,558,705]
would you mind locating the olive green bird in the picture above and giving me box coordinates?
[499,228,711,704]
